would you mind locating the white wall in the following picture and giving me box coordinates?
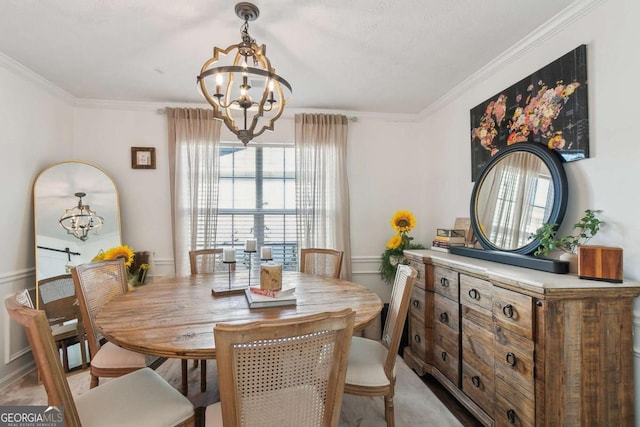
[0,55,75,385]
[418,1,640,281]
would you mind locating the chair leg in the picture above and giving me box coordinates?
[384,394,394,427]
[79,336,87,369]
[181,359,188,395]
[60,341,70,372]
[90,374,99,388]
[192,359,198,368]
[200,360,207,392]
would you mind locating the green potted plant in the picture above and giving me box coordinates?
[529,209,603,272]
[379,210,425,284]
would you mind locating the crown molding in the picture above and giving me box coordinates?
[0,51,76,104]
[418,0,608,118]
[75,99,419,123]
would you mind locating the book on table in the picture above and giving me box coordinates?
[244,287,297,308]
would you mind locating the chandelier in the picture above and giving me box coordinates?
[59,192,104,242]
[197,2,292,145]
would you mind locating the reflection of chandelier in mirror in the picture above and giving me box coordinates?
[59,192,104,242]
[197,2,292,146]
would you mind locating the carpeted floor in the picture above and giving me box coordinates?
[0,354,463,426]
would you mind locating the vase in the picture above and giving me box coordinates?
[559,252,578,274]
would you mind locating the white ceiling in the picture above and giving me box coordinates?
[0,0,576,115]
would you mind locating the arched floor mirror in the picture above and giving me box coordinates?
[34,161,122,294]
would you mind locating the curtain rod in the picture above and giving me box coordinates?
[156,108,358,122]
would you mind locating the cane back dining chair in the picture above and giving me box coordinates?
[187,248,227,393]
[299,248,344,279]
[343,264,416,427]
[205,309,356,427]
[6,290,195,427]
[32,273,87,372]
[72,258,166,388]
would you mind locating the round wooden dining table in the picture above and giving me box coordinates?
[95,271,383,362]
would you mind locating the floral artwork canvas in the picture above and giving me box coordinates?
[469,45,589,181]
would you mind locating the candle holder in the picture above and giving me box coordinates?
[244,250,256,287]
[222,260,237,290]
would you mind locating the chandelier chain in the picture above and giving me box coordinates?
[240,20,259,66]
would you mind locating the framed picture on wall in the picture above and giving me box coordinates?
[469,45,589,182]
[131,147,156,169]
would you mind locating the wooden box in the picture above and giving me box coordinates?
[578,246,623,283]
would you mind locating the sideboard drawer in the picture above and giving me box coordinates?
[493,286,534,339]
[409,313,426,360]
[434,341,460,386]
[460,274,493,313]
[408,259,426,289]
[494,325,535,394]
[462,309,494,373]
[433,266,459,301]
[495,376,535,427]
[434,293,460,333]
[462,361,494,418]
[409,285,425,322]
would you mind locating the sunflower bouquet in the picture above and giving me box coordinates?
[379,211,425,285]
[92,244,150,287]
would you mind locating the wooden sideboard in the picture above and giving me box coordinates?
[403,249,639,427]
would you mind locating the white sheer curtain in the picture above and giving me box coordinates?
[167,108,221,276]
[479,151,543,249]
[295,113,352,280]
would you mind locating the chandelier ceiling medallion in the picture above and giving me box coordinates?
[197,2,292,146]
[59,192,104,242]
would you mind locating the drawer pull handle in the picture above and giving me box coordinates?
[502,304,514,318]
[413,334,421,343]
[440,277,449,287]
[412,299,420,308]
[439,312,449,323]
[468,288,479,300]
[441,351,447,361]
[471,376,480,388]
[507,409,516,424]
[506,352,517,367]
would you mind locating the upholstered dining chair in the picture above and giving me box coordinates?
[187,248,226,393]
[6,290,195,427]
[205,309,356,427]
[299,248,344,279]
[343,264,417,427]
[72,258,166,388]
[32,274,87,372]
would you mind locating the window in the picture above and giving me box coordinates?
[198,142,297,270]
[489,166,552,247]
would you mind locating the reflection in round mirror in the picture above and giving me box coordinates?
[34,162,122,283]
[471,143,568,254]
